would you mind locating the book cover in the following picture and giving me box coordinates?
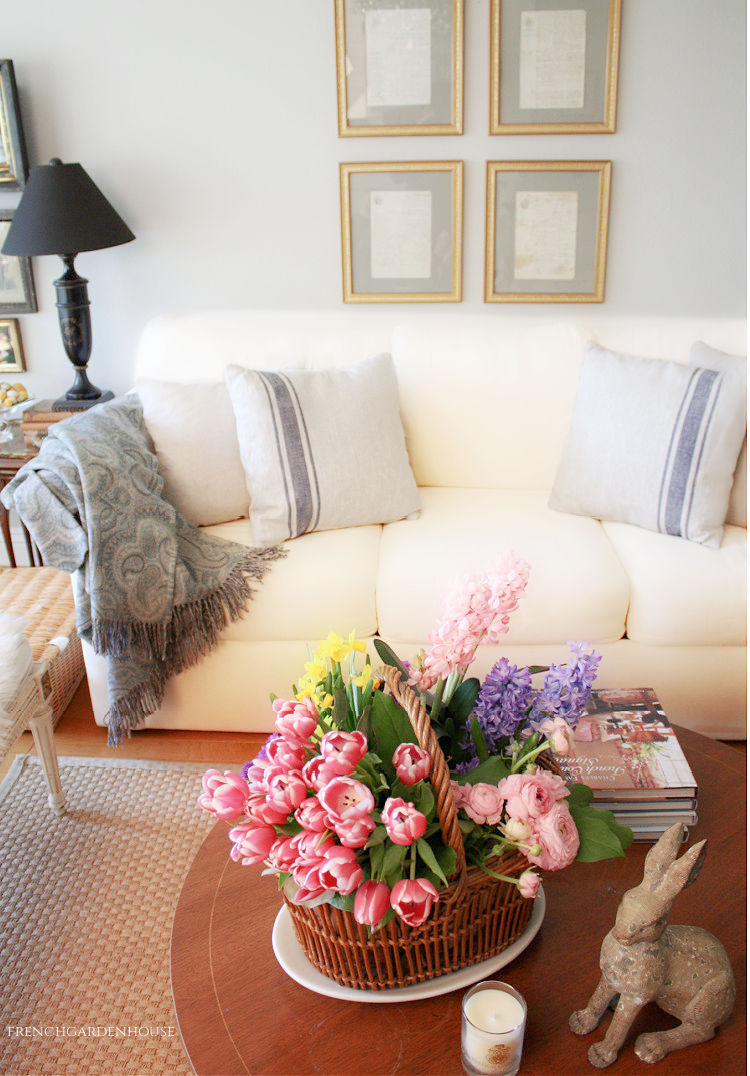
[555,688,697,799]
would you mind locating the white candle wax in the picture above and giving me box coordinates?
[462,988,525,1075]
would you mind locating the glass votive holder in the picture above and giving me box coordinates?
[461,980,527,1076]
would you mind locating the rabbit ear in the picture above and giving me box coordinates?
[642,822,687,889]
[654,838,708,905]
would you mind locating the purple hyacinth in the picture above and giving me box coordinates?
[469,657,532,752]
[528,641,600,729]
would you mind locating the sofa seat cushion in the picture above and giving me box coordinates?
[376,488,630,646]
[200,519,381,641]
[602,520,747,646]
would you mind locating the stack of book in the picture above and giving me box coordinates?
[20,400,80,449]
[556,688,698,841]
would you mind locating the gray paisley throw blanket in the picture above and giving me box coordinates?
[0,397,284,745]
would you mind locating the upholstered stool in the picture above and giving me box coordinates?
[0,567,86,812]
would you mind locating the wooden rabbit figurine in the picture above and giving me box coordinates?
[569,823,735,1068]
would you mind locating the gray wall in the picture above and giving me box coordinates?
[2,0,746,399]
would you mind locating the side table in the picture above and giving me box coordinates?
[0,447,39,566]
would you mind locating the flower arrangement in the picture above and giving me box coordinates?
[199,554,632,933]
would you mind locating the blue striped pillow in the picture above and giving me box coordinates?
[549,343,746,547]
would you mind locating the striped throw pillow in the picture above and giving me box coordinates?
[549,342,746,547]
[225,355,420,546]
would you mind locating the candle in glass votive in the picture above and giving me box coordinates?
[461,981,527,1076]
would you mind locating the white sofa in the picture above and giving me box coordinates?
[82,312,747,740]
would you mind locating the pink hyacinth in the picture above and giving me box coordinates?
[410,553,530,691]
[198,769,251,821]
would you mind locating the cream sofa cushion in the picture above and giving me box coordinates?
[136,378,249,526]
[602,520,747,646]
[376,488,630,646]
[200,519,381,641]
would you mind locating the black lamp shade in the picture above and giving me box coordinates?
[2,159,135,257]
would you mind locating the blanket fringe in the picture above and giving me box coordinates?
[103,544,285,746]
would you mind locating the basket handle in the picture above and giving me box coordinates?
[383,666,468,892]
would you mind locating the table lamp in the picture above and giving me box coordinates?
[2,157,135,411]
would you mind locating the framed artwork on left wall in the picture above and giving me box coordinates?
[0,59,30,188]
[0,319,26,373]
[0,212,37,314]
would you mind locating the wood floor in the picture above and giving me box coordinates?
[1,676,744,787]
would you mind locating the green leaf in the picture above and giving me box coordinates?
[381,841,408,885]
[356,702,373,739]
[329,892,355,913]
[527,665,549,676]
[365,824,388,848]
[446,677,481,725]
[456,755,511,786]
[371,690,418,780]
[416,837,449,886]
[435,845,457,881]
[469,716,490,763]
[570,804,633,862]
[369,841,385,879]
[373,638,412,679]
[331,685,352,729]
[566,783,594,808]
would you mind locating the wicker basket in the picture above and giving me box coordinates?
[0,567,85,727]
[282,666,542,991]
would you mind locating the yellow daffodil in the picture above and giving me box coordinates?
[351,663,380,690]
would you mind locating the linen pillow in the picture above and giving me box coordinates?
[549,342,747,547]
[136,378,249,526]
[225,354,420,546]
[688,341,747,528]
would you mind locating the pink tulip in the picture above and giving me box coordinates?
[393,743,431,785]
[318,776,375,825]
[245,792,289,827]
[518,869,541,899]
[390,878,439,927]
[273,696,319,744]
[294,795,329,832]
[320,730,368,776]
[354,880,391,927]
[316,845,363,896]
[268,835,299,873]
[302,755,340,792]
[334,813,376,849]
[381,797,427,846]
[198,769,250,821]
[227,821,276,865]
[266,771,308,815]
[265,736,307,772]
[289,830,336,879]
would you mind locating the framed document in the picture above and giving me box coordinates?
[485,160,611,303]
[0,59,29,188]
[340,161,463,302]
[0,213,37,314]
[490,0,621,134]
[335,0,463,136]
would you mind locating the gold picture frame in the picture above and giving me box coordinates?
[335,0,464,136]
[490,0,621,135]
[0,59,29,189]
[340,161,463,303]
[485,160,611,303]
[0,318,26,373]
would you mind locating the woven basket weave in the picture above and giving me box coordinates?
[283,666,542,991]
[0,567,85,727]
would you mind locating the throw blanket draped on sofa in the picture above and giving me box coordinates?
[0,398,283,744]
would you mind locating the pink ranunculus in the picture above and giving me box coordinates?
[272,696,319,744]
[266,771,308,815]
[503,816,533,843]
[294,795,329,832]
[316,845,363,896]
[320,730,368,776]
[301,755,340,792]
[390,877,440,927]
[227,821,276,865]
[334,813,376,849]
[539,716,574,756]
[450,780,468,809]
[198,769,251,821]
[525,801,580,871]
[461,782,505,826]
[498,767,570,824]
[354,880,391,927]
[393,743,431,785]
[518,869,541,899]
[264,736,307,772]
[318,776,375,825]
[381,797,428,846]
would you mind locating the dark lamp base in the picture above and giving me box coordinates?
[52,390,114,412]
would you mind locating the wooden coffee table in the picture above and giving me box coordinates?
[171,727,746,1075]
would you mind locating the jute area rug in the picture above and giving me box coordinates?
[0,754,217,1076]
